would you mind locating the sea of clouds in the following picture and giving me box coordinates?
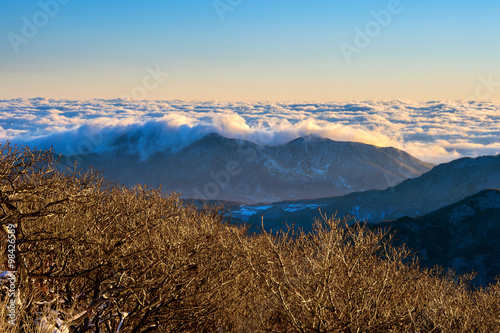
[0,98,499,164]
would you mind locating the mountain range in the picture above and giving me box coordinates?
[232,154,500,232]
[67,133,433,203]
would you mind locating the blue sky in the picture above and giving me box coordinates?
[1,0,499,101]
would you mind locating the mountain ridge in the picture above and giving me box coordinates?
[67,133,433,203]
[234,154,500,231]
[374,189,500,286]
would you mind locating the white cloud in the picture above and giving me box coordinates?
[0,99,498,164]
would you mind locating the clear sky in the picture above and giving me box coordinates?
[1,0,499,101]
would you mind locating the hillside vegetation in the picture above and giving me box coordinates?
[1,143,499,332]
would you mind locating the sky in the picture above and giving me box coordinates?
[1,0,499,101]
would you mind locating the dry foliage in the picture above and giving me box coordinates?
[1,143,499,332]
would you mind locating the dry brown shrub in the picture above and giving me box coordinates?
[0,143,249,332]
[1,143,500,332]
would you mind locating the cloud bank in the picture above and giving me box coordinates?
[0,98,499,164]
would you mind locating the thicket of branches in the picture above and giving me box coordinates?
[1,143,499,332]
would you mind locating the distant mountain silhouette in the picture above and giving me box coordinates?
[234,154,500,231]
[375,189,500,286]
[67,133,433,203]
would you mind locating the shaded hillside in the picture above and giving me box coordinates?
[374,189,500,286]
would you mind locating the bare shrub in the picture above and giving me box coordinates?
[238,216,500,332]
[1,143,500,332]
[0,143,249,332]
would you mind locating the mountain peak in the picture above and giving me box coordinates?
[287,135,331,145]
[193,132,240,147]
[202,132,230,141]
